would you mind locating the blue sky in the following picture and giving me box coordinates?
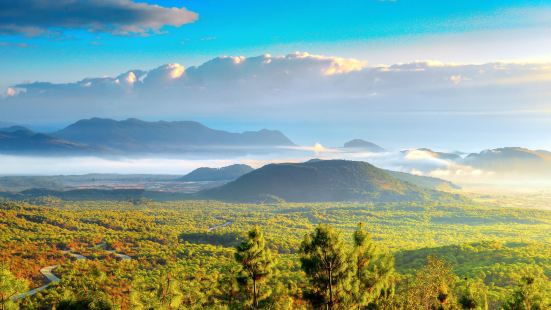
[1,0,551,150]
[2,0,551,88]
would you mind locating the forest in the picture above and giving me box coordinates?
[1,197,550,309]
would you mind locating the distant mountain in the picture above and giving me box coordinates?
[343,139,385,152]
[0,126,93,155]
[386,170,461,191]
[54,118,295,153]
[201,160,459,203]
[180,164,254,181]
[463,147,551,174]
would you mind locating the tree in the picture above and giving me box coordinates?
[351,223,395,309]
[401,256,457,310]
[300,224,351,310]
[157,271,183,310]
[130,268,184,310]
[458,278,488,310]
[0,265,27,310]
[57,297,113,310]
[235,226,275,308]
[502,268,551,310]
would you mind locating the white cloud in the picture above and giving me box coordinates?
[2,52,551,131]
[143,64,185,86]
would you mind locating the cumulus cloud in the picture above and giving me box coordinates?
[2,52,551,150]
[0,0,198,36]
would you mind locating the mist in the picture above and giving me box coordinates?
[2,147,550,192]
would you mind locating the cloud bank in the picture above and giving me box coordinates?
[0,0,198,36]
[2,52,551,150]
[3,52,551,121]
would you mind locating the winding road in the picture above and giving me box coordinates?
[11,265,60,300]
[106,250,131,261]
[208,221,233,232]
[12,248,131,301]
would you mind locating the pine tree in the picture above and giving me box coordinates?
[300,224,351,310]
[351,222,395,309]
[235,226,275,308]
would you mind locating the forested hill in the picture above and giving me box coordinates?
[202,159,461,203]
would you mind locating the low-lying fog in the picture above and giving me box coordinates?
[1,145,550,192]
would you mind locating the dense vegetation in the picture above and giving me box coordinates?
[0,197,550,309]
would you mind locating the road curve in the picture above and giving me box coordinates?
[208,221,233,232]
[12,249,131,301]
[11,265,60,300]
[106,250,131,261]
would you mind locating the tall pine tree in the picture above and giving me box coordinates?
[351,222,395,309]
[300,224,351,310]
[235,226,274,308]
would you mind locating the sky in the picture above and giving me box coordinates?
[1,0,551,150]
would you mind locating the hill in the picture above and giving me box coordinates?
[343,139,385,152]
[0,126,94,155]
[201,160,459,203]
[463,147,551,174]
[180,164,254,181]
[54,118,295,153]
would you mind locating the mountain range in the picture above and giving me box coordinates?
[0,118,295,155]
[0,126,93,155]
[1,118,550,181]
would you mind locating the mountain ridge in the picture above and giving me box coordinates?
[0,118,296,155]
[54,118,295,153]
[0,126,94,155]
